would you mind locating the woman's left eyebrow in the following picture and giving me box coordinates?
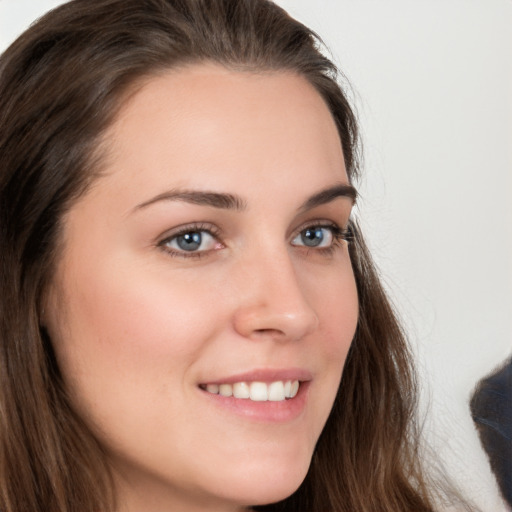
[298,183,357,212]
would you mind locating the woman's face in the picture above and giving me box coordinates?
[45,64,358,512]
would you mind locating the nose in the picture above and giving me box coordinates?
[232,250,319,343]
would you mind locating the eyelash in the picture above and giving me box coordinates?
[157,221,352,259]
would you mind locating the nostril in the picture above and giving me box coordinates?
[254,328,282,334]
[251,328,288,340]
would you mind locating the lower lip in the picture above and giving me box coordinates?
[198,382,310,423]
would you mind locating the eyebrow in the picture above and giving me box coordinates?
[134,183,357,213]
[134,189,247,212]
[298,183,357,211]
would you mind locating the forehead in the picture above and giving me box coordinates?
[94,64,347,207]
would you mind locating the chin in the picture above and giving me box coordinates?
[218,454,310,507]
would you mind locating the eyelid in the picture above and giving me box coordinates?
[291,219,346,239]
[157,221,221,241]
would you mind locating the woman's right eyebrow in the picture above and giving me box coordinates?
[133,189,247,213]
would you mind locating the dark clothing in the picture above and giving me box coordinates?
[470,358,512,507]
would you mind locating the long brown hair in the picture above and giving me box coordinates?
[0,1,436,510]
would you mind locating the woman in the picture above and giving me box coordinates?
[0,0,445,511]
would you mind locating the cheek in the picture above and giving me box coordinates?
[47,259,223,421]
[302,262,359,426]
[309,262,358,354]
[61,258,216,349]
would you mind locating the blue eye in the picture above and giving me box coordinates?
[161,229,217,254]
[176,232,202,251]
[292,226,334,248]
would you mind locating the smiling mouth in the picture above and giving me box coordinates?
[199,380,300,402]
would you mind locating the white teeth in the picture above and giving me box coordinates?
[268,381,285,401]
[290,380,299,398]
[219,384,233,397]
[203,380,300,402]
[249,382,268,401]
[233,382,250,399]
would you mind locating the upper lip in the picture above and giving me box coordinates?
[199,368,313,385]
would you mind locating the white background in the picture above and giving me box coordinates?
[1,1,511,510]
